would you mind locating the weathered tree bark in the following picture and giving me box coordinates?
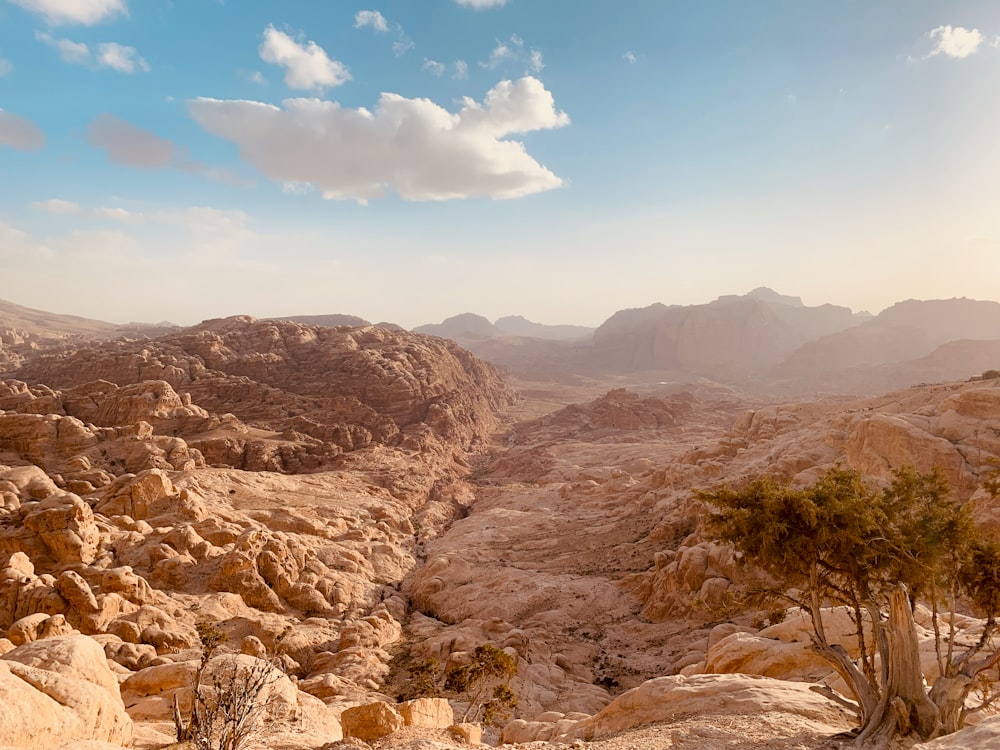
[928,674,970,736]
[854,587,940,749]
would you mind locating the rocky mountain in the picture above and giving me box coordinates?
[414,313,596,343]
[771,298,1000,391]
[0,297,178,374]
[587,289,861,378]
[493,316,594,341]
[273,313,372,328]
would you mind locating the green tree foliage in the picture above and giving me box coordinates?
[406,644,519,725]
[700,465,1000,748]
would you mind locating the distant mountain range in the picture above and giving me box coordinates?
[410,288,1000,395]
[414,313,594,342]
[3,288,999,396]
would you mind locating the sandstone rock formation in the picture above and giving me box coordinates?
[0,635,133,749]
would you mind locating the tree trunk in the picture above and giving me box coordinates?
[928,674,971,736]
[855,587,940,749]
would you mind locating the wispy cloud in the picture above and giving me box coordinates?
[36,32,149,72]
[354,10,414,57]
[259,26,350,91]
[454,0,508,8]
[926,25,983,59]
[96,41,148,72]
[188,76,570,202]
[0,109,45,151]
[422,58,446,77]
[482,34,544,73]
[9,0,126,25]
[623,50,637,65]
[0,58,12,76]
[354,10,388,32]
[453,60,469,80]
[86,114,251,186]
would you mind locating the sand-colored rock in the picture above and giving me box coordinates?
[341,701,405,741]
[399,698,454,729]
[915,714,1000,749]
[0,634,132,748]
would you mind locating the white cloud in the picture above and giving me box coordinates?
[927,25,983,59]
[483,34,543,73]
[96,41,148,72]
[392,38,415,57]
[486,40,515,68]
[0,109,45,151]
[354,10,388,32]
[259,26,350,91]
[37,31,88,62]
[247,70,266,85]
[422,58,446,77]
[9,0,126,25]
[0,58,12,76]
[37,32,148,72]
[32,198,82,214]
[453,60,468,79]
[623,50,637,64]
[454,0,508,8]
[354,11,413,57]
[188,76,570,202]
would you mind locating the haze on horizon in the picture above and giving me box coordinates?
[2,0,999,329]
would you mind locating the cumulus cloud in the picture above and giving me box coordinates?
[259,26,350,91]
[453,60,469,79]
[354,10,388,32]
[0,109,46,151]
[86,114,251,186]
[37,32,148,71]
[188,76,570,202]
[422,58,446,77]
[9,0,126,25]
[927,25,983,58]
[454,0,508,8]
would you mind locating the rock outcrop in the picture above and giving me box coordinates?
[0,635,133,749]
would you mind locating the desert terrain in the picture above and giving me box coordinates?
[1,294,999,750]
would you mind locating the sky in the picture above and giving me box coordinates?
[2,0,1000,328]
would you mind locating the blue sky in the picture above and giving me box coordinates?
[1,0,999,327]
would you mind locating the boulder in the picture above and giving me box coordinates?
[398,697,454,729]
[341,701,404,742]
[0,634,132,748]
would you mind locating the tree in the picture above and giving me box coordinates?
[699,465,1000,749]
[174,623,283,750]
[404,644,519,726]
